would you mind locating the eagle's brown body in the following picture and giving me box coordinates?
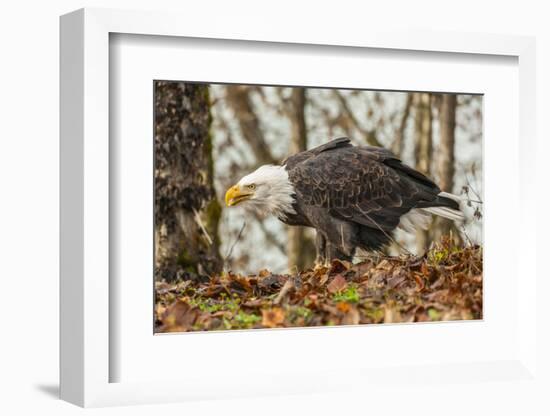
[226,137,462,262]
[281,137,460,260]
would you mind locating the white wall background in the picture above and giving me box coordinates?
[0,1,548,414]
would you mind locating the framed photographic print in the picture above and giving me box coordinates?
[60,7,538,408]
[152,80,483,334]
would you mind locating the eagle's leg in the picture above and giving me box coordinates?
[313,222,356,265]
[314,232,327,267]
[314,233,348,266]
[325,242,354,264]
[315,233,354,266]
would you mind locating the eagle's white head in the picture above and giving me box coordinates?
[225,165,296,218]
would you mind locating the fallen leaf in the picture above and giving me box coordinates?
[414,273,426,291]
[321,304,340,315]
[376,259,392,271]
[430,273,447,290]
[261,307,285,328]
[387,268,407,289]
[383,304,401,323]
[156,303,166,318]
[160,300,199,332]
[258,269,271,278]
[330,259,350,274]
[342,306,360,325]
[327,274,347,294]
[336,301,351,313]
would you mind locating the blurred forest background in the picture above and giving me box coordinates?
[154,81,482,281]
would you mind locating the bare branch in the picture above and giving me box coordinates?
[224,221,247,264]
[224,85,278,165]
[333,91,382,147]
[254,215,286,254]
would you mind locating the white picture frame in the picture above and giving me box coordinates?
[60,7,538,408]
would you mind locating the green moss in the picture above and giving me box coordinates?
[364,308,385,322]
[427,308,441,320]
[176,247,197,273]
[294,306,312,318]
[428,248,448,265]
[204,199,222,246]
[202,87,215,182]
[201,85,222,264]
[233,311,261,327]
[189,295,240,314]
[219,311,260,330]
[289,306,312,323]
[333,285,360,303]
[222,317,232,330]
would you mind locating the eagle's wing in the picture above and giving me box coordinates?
[283,137,352,169]
[288,145,440,232]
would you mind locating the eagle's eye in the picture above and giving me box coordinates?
[247,184,256,191]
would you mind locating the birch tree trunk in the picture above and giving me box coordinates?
[437,94,457,194]
[154,81,222,281]
[413,93,433,253]
[391,93,414,156]
[286,88,316,270]
[433,94,458,241]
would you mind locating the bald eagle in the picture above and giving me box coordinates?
[225,137,463,262]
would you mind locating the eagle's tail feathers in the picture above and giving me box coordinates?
[422,206,465,222]
[439,191,462,204]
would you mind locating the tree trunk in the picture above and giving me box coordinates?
[433,94,459,242]
[413,93,433,253]
[224,86,277,166]
[391,93,414,156]
[286,89,316,271]
[437,94,457,194]
[414,93,433,176]
[154,81,222,281]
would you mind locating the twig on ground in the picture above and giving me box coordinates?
[273,279,295,305]
[255,214,286,254]
[224,221,247,264]
[461,224,473,247]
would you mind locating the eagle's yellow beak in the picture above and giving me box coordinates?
[225,185,252,207]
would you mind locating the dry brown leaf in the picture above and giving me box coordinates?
[342,306,360,325]
[156,304,166,318]
[261,307,285,328]
[258,269,271,278]
[383,304,402,324]
[387,268,407,289]
[317,272,329,286]
[330,259,350,274]
[327,274,347,294]
[336,301,351,313]
[160,299,199,332]
[376,259,392,271]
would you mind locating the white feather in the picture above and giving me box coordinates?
[398,209,432,233]
[422,206,464,221]
[439,191,463,203]
[421,192,465,221]
[398,192,464,234]
[237,165,296,219]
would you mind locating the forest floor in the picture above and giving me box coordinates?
[155,239,483,333]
